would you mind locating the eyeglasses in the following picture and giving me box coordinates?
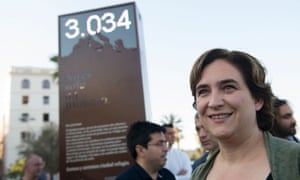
[148,140,169,148]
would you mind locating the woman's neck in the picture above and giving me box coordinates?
[218,130,265,163]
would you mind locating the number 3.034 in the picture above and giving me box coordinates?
[64,9,132,39]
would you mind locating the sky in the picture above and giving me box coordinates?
[1,0,300,149]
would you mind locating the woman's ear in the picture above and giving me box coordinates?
[255,98,264,111]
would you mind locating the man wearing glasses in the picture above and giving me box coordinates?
[116,121,175,180]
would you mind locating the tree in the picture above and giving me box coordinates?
[160,114,183,149]
[50,55,59,81]
[18,123,59,180]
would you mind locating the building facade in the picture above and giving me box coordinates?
[4,66,59,172]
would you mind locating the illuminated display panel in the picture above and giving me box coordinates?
[58,2,149,179]
[60,4,137,57]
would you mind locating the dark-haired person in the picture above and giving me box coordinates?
[162,124,192,180]
[189,48,300,179]
[116,121,175,180]
[271,97,299,142]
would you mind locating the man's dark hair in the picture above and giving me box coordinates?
[273,97,287,110]
[127,121,165,159]
[162,123,174,129]
[270,97,288,135]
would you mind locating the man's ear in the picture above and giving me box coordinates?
[136,145,146,158]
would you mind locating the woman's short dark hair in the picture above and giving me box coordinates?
[189,48,274,131]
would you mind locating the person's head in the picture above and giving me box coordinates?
[271,97,297,139]
[162,124,176,147]
[190,48,274,139]
[127,121,168,169]
[23,154,44,179]
[195,113,218,151]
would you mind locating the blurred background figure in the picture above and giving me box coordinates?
[192,112,218,171]
[21,154,45,180]
[271,97,299,142]
[39,170,50,180]
[163,124,192,180]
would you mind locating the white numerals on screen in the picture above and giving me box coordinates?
[102,12,116,33]
[64,9,132,39]
[87,15,101,35]
[117,9,131,29]
[65,19,80,39]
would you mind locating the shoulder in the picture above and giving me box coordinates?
[192,152,209,170]
[198,152,209,161]
[159,168,176,180]
[265,131,300,163]
[115,163,141,180]
[191,150,219,180]
[264,131,300,179]
[115,167,134,180]
[288,135,300,143]
[265,132,300,153]
[192,162,208,180]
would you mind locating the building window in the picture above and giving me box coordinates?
[43,113,49,122]
[42,79,50,89]
[43,96,49,105]
[22,96,29,105]
[21,131,32,141]
[20,113,29,122]
[21,79,30,89]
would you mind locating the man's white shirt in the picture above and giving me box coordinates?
[164,148,192,180]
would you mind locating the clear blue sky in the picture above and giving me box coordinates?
[1,0,300,149]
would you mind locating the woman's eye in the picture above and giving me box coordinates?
[197,89,208,96]
[224,85,236,92]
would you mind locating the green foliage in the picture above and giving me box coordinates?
[160,114,183,148]
[18,123,59,177]
[160,114,182,128]
[50,55,59,81]
[6,158,25,179]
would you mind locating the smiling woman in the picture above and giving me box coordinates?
[189,48,300,180]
